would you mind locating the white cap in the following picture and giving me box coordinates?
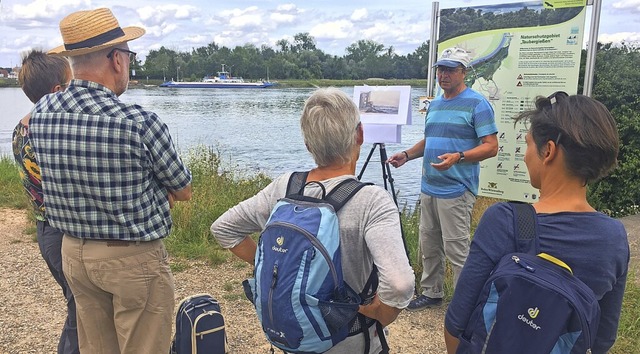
[433,47,471,68]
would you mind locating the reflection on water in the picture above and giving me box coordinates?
[0,86,426,207]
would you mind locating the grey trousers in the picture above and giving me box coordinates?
[37,221,79,354]
[418,191,475,298]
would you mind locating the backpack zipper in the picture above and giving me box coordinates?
[268,262,278,324]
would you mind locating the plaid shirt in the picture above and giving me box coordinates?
[29,79,192,241]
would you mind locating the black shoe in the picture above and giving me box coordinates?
[406,295,443,312]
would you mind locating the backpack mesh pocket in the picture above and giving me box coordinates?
[317,286,361,334]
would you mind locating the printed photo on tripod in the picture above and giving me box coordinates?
[352,85,412,143]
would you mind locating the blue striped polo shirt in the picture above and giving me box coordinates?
[422,88,497,198]
[29,80,192,241]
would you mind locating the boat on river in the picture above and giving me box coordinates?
[159,64,275,89]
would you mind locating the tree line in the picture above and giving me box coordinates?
[135,33,429,81]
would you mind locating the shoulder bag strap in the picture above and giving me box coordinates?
[509,201,539,254]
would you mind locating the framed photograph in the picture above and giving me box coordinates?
[353,85,411,125]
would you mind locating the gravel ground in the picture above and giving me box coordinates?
[0,208,447,354]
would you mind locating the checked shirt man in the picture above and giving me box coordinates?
[29,8,192,354]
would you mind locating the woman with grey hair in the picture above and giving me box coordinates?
[211,87,415,353]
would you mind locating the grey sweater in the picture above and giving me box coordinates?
[211,172,415,353]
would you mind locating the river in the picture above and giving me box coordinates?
[0,85,427,208]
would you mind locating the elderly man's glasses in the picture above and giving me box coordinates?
[436,66,463,75]
[107,48,137,65]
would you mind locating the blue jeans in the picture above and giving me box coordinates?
[37,220,79,354]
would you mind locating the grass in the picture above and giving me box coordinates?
[0,147,638,351]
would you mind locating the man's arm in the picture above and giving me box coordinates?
[431,133,498,171]
[170,184,192,201]
[387,138,425,168]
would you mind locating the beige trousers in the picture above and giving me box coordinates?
[61,235,175,354]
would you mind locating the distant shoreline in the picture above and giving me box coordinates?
[1,78,429,89]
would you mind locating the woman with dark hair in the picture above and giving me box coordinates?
[444,92,629,354]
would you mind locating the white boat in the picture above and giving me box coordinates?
[160,64,275,88]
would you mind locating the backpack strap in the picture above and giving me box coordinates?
[324,178,372,213]
[285,171,309,197]
[287,171,371,213]
[509,201,539,254]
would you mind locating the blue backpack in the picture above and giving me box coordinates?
[457,202,600,354]
[242,172,384,354]
[170,293,228,354]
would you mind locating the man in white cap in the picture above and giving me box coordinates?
[29,8,192,353]
[387,47,498,311]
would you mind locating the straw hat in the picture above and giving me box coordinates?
[48,8,145,57]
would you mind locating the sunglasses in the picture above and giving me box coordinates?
[106,48,137,65]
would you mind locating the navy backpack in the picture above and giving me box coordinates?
[457,202,600,354]
[171,293,227,354]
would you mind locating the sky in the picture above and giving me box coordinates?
[0,0,639,68]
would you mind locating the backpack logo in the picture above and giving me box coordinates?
[271,235,288,253]
[528,307,539,319]
[517,313,541,330]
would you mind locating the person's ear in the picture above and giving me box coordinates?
[356,123,364,145]
[109,51,125,73]
[51,84,63,93]
[542,140,558,164]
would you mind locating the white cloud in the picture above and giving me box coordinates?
[143,23,179,38]
[270,13,296,24]
[276,4,297,12]
[611,0,640,12]
[310,20,354,39]
[137,5,199,26]
[11,0,90,21]
[351,8,368,21]
[229,14,264,29]
[599,32,640,44]
[183,34,209,44]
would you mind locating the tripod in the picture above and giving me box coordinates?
[357,143,409,257]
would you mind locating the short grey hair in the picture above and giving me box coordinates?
[300,87,360,167]
[67,46,113,70]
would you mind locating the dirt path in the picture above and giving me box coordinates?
[2,207,637,353]
[0,208,445,354]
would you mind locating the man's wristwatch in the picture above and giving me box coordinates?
[457,151,465,163]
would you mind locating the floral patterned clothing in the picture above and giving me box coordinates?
[12,119,46,221]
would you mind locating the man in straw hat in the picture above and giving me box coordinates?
[387,47,498,312]
[29,8,192,353]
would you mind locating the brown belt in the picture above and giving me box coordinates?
[81,239,143,247]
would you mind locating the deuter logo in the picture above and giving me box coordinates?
[272,236,288,253]
[518,314,541,330]
[528,307,539,318]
